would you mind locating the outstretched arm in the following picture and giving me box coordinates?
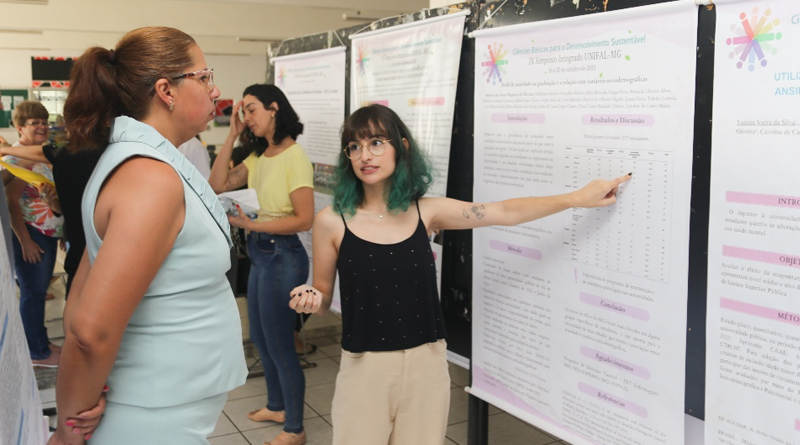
[0,143,48,163]
[427,173,632,232]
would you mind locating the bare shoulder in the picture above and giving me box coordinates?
[95,157,184,240]
[313,205,345,242]
[104,157,183,206]
[314,205,343,230]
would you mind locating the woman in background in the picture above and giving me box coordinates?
[289,104,631,445]
[1,136,103,296]
[48,27,246,445]
[3,100,63,368]
[210,84,313,445]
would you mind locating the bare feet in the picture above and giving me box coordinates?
[265,431,306,445]
[32,349,60,368]
[49,343,62,353]
[247,408,286,423]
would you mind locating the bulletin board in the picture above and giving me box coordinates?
[0,89,30,129]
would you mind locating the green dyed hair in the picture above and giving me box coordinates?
[333,104,433,217]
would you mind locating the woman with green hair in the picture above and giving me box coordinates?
[290,104,630,445]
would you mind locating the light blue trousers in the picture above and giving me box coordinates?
[88,393,227,444]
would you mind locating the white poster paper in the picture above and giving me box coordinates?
[0,199,47,444]
[471,3,698,444]
[350,11,468,197]
[296,192,340,313]
[706,1,800,444]
[274,48,347,312]
[273,47,346,166]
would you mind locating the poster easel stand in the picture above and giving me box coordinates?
[468,391,489,445]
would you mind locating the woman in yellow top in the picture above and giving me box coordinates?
[209,84,313,445]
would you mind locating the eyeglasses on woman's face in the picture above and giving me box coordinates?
[344,138,391,160]
[23,120,49,127]
[172,68,214,92]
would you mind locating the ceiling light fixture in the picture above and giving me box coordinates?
[0,28,44,34]
[342,11,382,21]
[236,37,279,43]
[0,0,48,5]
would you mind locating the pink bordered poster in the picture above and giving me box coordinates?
[471,2,698,444]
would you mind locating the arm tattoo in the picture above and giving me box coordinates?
[462,205,486,219]
[225,164,248,191]
[471,205,486,219]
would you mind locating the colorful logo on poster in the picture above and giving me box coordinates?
[726,7,782,71]
[277,66,287,88]
[356,46,370,75]
[481,42,508,85]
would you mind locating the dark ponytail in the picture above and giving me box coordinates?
[63,47,120,150]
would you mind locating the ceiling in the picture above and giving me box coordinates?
[0,0,432,55]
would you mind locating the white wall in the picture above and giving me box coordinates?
[0,0,426,56]
[203,53,268,146]
[0,51,266,146]
[0,49,83,144]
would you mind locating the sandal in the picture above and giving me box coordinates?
[247,408,285,423]
[295,343,317,356]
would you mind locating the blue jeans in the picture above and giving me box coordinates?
[247,232,308,434]
[12,224,58,360]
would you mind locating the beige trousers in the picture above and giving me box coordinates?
[331,339,451,445]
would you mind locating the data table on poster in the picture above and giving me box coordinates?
[563,146,674,283]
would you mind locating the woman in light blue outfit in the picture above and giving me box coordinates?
[47,27,247,445]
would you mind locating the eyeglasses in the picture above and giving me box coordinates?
[172,68,214,92]
[344,138,391,160]
[23,120,49,127]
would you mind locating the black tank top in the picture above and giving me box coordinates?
[337,201,447,352]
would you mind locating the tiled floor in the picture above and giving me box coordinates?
[40,266,573,445]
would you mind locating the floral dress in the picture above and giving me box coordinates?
[2,155,63,237]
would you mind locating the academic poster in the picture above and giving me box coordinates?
[350,10,468,197]
[706,1,800,444]
[273,47,346,166]
[273,48,345,312]
[0,207,47,444]
[471,2,698,444]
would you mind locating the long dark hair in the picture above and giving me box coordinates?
[238,84,303,157]
[63,27,196,151]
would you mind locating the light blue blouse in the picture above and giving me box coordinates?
[82,116,247,407]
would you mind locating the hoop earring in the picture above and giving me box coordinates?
[169,100,175,111]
